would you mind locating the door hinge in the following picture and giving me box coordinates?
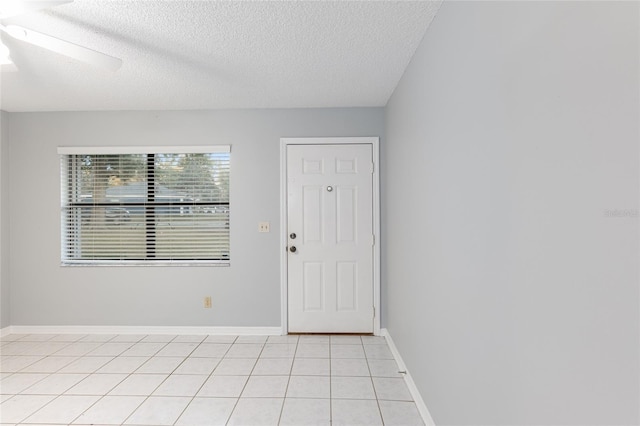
[373,306,376,318]
[370,162,375,173]
[371,235,375,246]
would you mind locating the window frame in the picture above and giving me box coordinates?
[58,146,231,267]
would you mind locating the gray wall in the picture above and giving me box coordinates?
[384,1,639,425]
[0,111,9,329]
[7,108,384,327]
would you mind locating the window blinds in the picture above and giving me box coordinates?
[59,147,230,265]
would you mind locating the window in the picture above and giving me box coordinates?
[59,146,230,265]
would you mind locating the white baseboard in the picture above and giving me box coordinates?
[381,328,436,426]
[6,325,283,336]
[0,326,11,337]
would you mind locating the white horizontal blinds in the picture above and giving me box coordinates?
[60,148,230,265]
[153,153,230,260]
[61,154,148,262]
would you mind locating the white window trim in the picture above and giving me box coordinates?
[57,145,230,155]
[59,146,231,267]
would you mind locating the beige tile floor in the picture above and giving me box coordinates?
[0,333,424,425]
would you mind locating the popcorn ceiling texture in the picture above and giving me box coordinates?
[1,0,442,112]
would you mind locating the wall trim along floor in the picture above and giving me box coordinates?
[3,325,282,336]
[381,328,436,426]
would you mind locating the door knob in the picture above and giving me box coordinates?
[290,246,297,253]
[289,233,296,239]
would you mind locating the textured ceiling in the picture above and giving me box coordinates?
[0,0,442,112]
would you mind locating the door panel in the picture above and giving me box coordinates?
[287,144,373,333]
[336,186,357,244]
[303,186,323,243]
[303,262,324,311]
[336,262,357,312]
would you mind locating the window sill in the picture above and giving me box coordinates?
[61,260,230,267]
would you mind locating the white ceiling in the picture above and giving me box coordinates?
[0,0,442,112]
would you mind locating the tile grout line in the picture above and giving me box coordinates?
[206,334,247,425]
[68,333,171,425]
[276,336,299,425]
[329,336,333,425]
[68,333,151,425]
[365,338,387,425]
[116,334,178,425]
[140,335,204,426]
[168,334,209,426]
[166,334,235,426]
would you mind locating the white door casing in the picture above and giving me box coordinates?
[282,139,378,333]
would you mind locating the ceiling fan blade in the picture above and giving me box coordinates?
[3,24,122,71]
[0,0,73,19]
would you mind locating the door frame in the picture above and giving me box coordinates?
[280,137,381,336]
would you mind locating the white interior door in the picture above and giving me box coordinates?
[287,144,374,333]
